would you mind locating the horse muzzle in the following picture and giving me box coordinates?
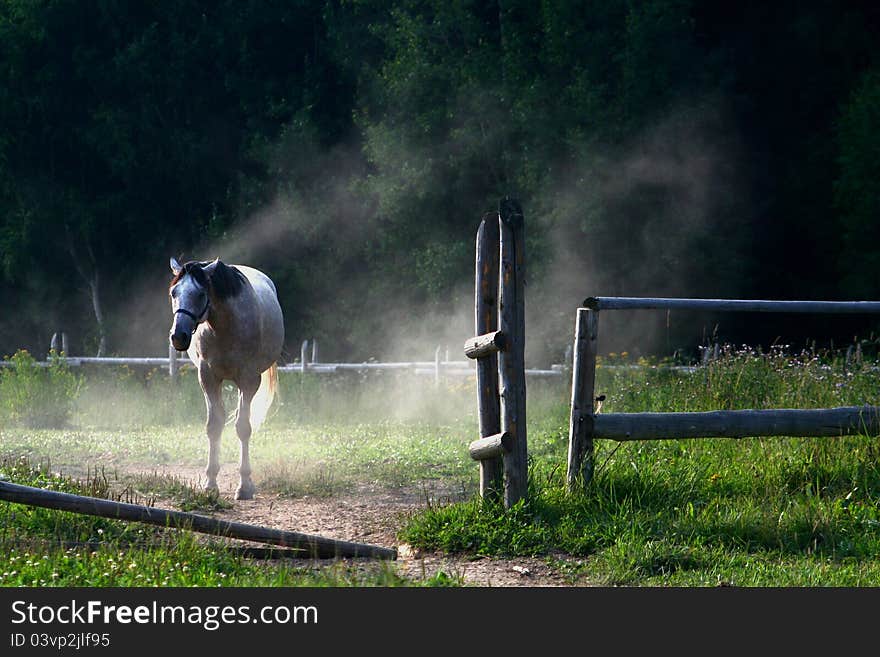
[170,329,191,352]
[170,314,195,351]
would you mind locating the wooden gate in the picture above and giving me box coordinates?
[465,198,528,509]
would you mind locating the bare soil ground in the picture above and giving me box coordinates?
[127,463,593,587]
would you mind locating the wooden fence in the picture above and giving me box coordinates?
[464,198,528,509]
[566,297,880,492]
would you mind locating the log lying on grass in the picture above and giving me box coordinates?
[0,480,397,560]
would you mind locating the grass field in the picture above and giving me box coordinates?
[1,344,879,586]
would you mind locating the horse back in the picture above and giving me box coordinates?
[233,265,285,361]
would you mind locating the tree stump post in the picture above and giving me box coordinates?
[566,308,599,492]
[473,213,503,500]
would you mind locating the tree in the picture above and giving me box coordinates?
[0,0,347,355]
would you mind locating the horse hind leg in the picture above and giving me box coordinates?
[233,375,261,500]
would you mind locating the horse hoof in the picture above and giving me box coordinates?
[235,486,255,500]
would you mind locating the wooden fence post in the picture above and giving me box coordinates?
[498,197,527,508]
[168,343,179,384]
[473,213,502,501]
[50,332,69,357]
[434,345,442,387]
[301,339,309,375]
[567,308,599,492]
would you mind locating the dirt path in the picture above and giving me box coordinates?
[125,464,591,587]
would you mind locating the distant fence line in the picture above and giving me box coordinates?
[0,335,564,382]
[5,332,872,380]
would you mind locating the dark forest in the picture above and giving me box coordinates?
[2,1,879,364]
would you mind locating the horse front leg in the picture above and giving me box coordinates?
[200,368,225,495]
[233,374,261,500]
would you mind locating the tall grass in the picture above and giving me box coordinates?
[597,344,879,412]
[0,350,81,428]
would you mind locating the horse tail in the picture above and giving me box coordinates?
[249,362,278,432]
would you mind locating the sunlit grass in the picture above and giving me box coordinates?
[0,420,478,496]
[3,346,880,586]
[0,456,447,587]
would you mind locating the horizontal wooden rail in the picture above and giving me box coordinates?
[72,356,193,367]
[464,330,507,359]
[583,297,880,314]
[469,432,512,460]
[282,361,445,370]
[593,406,880,441]
[0,480,397,560]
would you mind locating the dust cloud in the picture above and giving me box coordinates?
[111,97,749,373]
[527,99,750,364]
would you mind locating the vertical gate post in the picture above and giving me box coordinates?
[474,213,502,500]
[498,198,527,508]
[567,308,599,492]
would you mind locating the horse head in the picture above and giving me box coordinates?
[168,257,215,351]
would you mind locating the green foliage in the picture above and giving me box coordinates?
[0,349,81,428]
[835,66,880,299]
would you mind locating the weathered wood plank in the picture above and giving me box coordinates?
[474,213,503,500]
[469,431,512,460]
[566,308,599,492]
[583,297,880,314]
[464,330,507,359]
[593,406,880,441]
[0,480,397,560]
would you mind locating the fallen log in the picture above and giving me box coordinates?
[0,480,396,560]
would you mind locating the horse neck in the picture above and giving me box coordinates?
[205,294,242,335]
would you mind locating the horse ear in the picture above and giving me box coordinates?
[170,257,183,275]
[202,258,220,276]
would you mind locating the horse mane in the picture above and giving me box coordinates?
[169,259,247,301]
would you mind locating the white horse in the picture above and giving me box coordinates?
[168,257,284,500]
